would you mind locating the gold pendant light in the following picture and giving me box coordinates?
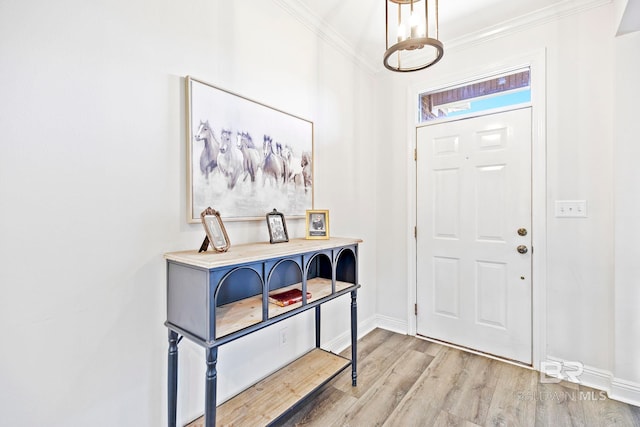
[384,0,444,72]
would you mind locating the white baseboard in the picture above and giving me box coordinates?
[358,314,379,339]
[325,313,411,353]
[545,356,640,407]
[610,378,640,407]
[324,314,378,353]
[375,314,409,335]
[325,314,410,353]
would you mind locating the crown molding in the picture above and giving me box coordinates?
[271,0,379,73]
[273,0,612,75]
[446,0,612,51]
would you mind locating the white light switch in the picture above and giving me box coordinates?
[555,200,587,218]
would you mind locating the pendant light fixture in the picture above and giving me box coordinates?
[384,0,444,72]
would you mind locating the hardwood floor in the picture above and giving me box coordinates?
[278,329,640,427]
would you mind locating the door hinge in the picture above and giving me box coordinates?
[414,148,417,161]
[414,226,417,239]
[414,303,418,316]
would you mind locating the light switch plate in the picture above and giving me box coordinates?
[555,200,587,218]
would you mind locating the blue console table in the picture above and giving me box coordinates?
[164,237,361,426]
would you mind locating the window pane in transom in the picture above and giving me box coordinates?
[419,69,531,123]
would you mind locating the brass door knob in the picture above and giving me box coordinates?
[517,245,528,254]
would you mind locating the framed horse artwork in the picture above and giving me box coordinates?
[185,76,314,223]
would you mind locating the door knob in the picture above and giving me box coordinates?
[517,245,528,254]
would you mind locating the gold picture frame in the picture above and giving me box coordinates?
[200,207,231,252]
[305,209,329,240]
[186,76,314,222]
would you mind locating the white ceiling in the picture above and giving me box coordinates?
[618,0,640,35]
[275,0,617,72]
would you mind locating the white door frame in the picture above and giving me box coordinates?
[405,49,547,370]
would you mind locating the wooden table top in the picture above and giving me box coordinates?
[164,237,362,269]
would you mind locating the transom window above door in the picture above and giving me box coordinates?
[419,69,531,123]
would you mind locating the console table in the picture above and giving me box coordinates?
[164,237,361,427]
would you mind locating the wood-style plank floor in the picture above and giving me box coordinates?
[278,328,640,427]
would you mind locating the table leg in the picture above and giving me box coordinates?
[315,305,321,348]
[350,289,358,386]
[168,330,179,427]
[205,347,218,427]
[351,290,358,387]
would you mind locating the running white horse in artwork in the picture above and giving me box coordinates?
[262,135,288,188]
[236,131,262,183]
[194,120,219,180]
[218,129,244,189]
[281,144,304,188]
[301,151,312,193]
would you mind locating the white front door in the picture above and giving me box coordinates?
[416,108,532,364]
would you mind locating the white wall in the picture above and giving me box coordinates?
[0,0,377,425]
[614,29,640,389]
[1,0,637,424]
[374,75,413,327]
[375,1,622,386]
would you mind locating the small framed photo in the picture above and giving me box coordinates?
[266,209,289,244]
[200,207,231,252]
[305,210,330,240]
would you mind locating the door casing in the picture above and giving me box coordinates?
[404,49,547,370]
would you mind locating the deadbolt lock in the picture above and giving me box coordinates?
[517,228,528,236]
[517,245,528,254]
